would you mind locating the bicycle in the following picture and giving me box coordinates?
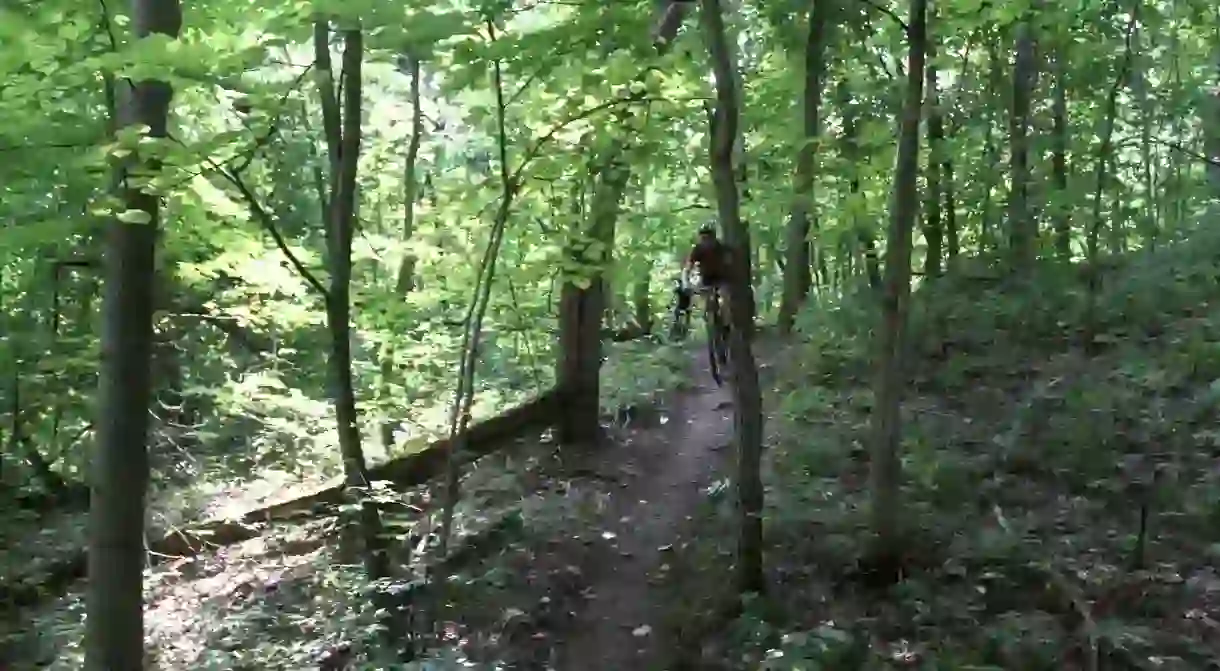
[694,284,731,386]
[668,278,693,341]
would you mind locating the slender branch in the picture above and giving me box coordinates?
[438,17,517,560]
[208,161,330,299]
[857,0,909,35]
[1152,138,1220,169]
[97,0,119,51]
[505,70,541,107]
[229,65,315,175]
[0,140,103,153]
[509,94,675,186]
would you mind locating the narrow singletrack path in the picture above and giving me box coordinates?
[553,350,734,670]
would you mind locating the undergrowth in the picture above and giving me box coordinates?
[681,225,1220,669]
[0,337,692,670]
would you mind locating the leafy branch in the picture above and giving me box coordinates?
[1154,138,1220,169]
[437,17,517,564]
[208,161,330,299]
[227,65,315,175]
[510,94,679,187]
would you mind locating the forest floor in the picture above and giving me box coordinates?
[12,246,1220,670]
[0,341,743,670]
[545,348,735,670]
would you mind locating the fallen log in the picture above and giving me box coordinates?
[0,389,560,616]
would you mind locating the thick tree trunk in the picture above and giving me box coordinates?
[556,163,626,445]
[778,0,832,334]
[866,0,925,575]
[85,0,181,668]
[700,0,766,596]
[555,1,692,444]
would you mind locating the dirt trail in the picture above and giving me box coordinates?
[552,351,734,670]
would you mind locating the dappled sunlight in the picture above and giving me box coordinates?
[3,0,1220,667]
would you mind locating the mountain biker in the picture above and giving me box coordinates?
[669,276,693,340]
[672,276,692,314]
[681,222,731,333]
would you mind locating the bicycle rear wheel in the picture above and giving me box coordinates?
[669,305,688,341]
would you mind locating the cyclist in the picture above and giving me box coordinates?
[681,222,731,336]
[669,276,693,339]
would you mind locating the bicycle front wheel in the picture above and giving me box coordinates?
[706,312,724,387]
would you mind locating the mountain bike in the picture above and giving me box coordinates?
[668,279,693,341]
[697,285,731,387]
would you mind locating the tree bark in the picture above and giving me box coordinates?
[1052,44,1071,259]
[923,34,944,278]
[85,0,181,667]
[555,0,693,444]
[632,275,652,333]
[700,0,766,596]
[556,164,626,445]
[379,55,424,451]
[1083,6,1137,350]
[980,38,1002,252]
[1008,18,1037,269]
[943,143,959,263]
[313,18,390,608]
[1133,29,1157,247]
[778,0,833,334]
[1204,44,1220,197]
[866,0,925,575]
[837,79,881,290]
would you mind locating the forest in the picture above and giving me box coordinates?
[1,0,1219,667]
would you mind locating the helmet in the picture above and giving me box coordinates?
[698,221,717,235]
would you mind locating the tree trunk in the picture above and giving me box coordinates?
[554,1,693,444]
[837,79,881,291]
[865,0,925,576]
[379,55,424,452]
[980,39,1002,252]
[1204,45,1220,198]
[1008,18,1037,269]
[700,0,766,596]
[1083,7,1138,350]
[1133,33,1156,247]
[923,35,944,278]
[1052,44,1071,259]
[313,18,391,616]
[778,0,832,334]
[632,275,652,334]
[556,163,626,445]
[943,142,959,263]
[85,0,181,667]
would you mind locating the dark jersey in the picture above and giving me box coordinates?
[688,237,729,284]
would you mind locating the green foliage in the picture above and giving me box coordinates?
[744,222,1220,669]
[601,339,690,413]
[4,0,1220,665]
